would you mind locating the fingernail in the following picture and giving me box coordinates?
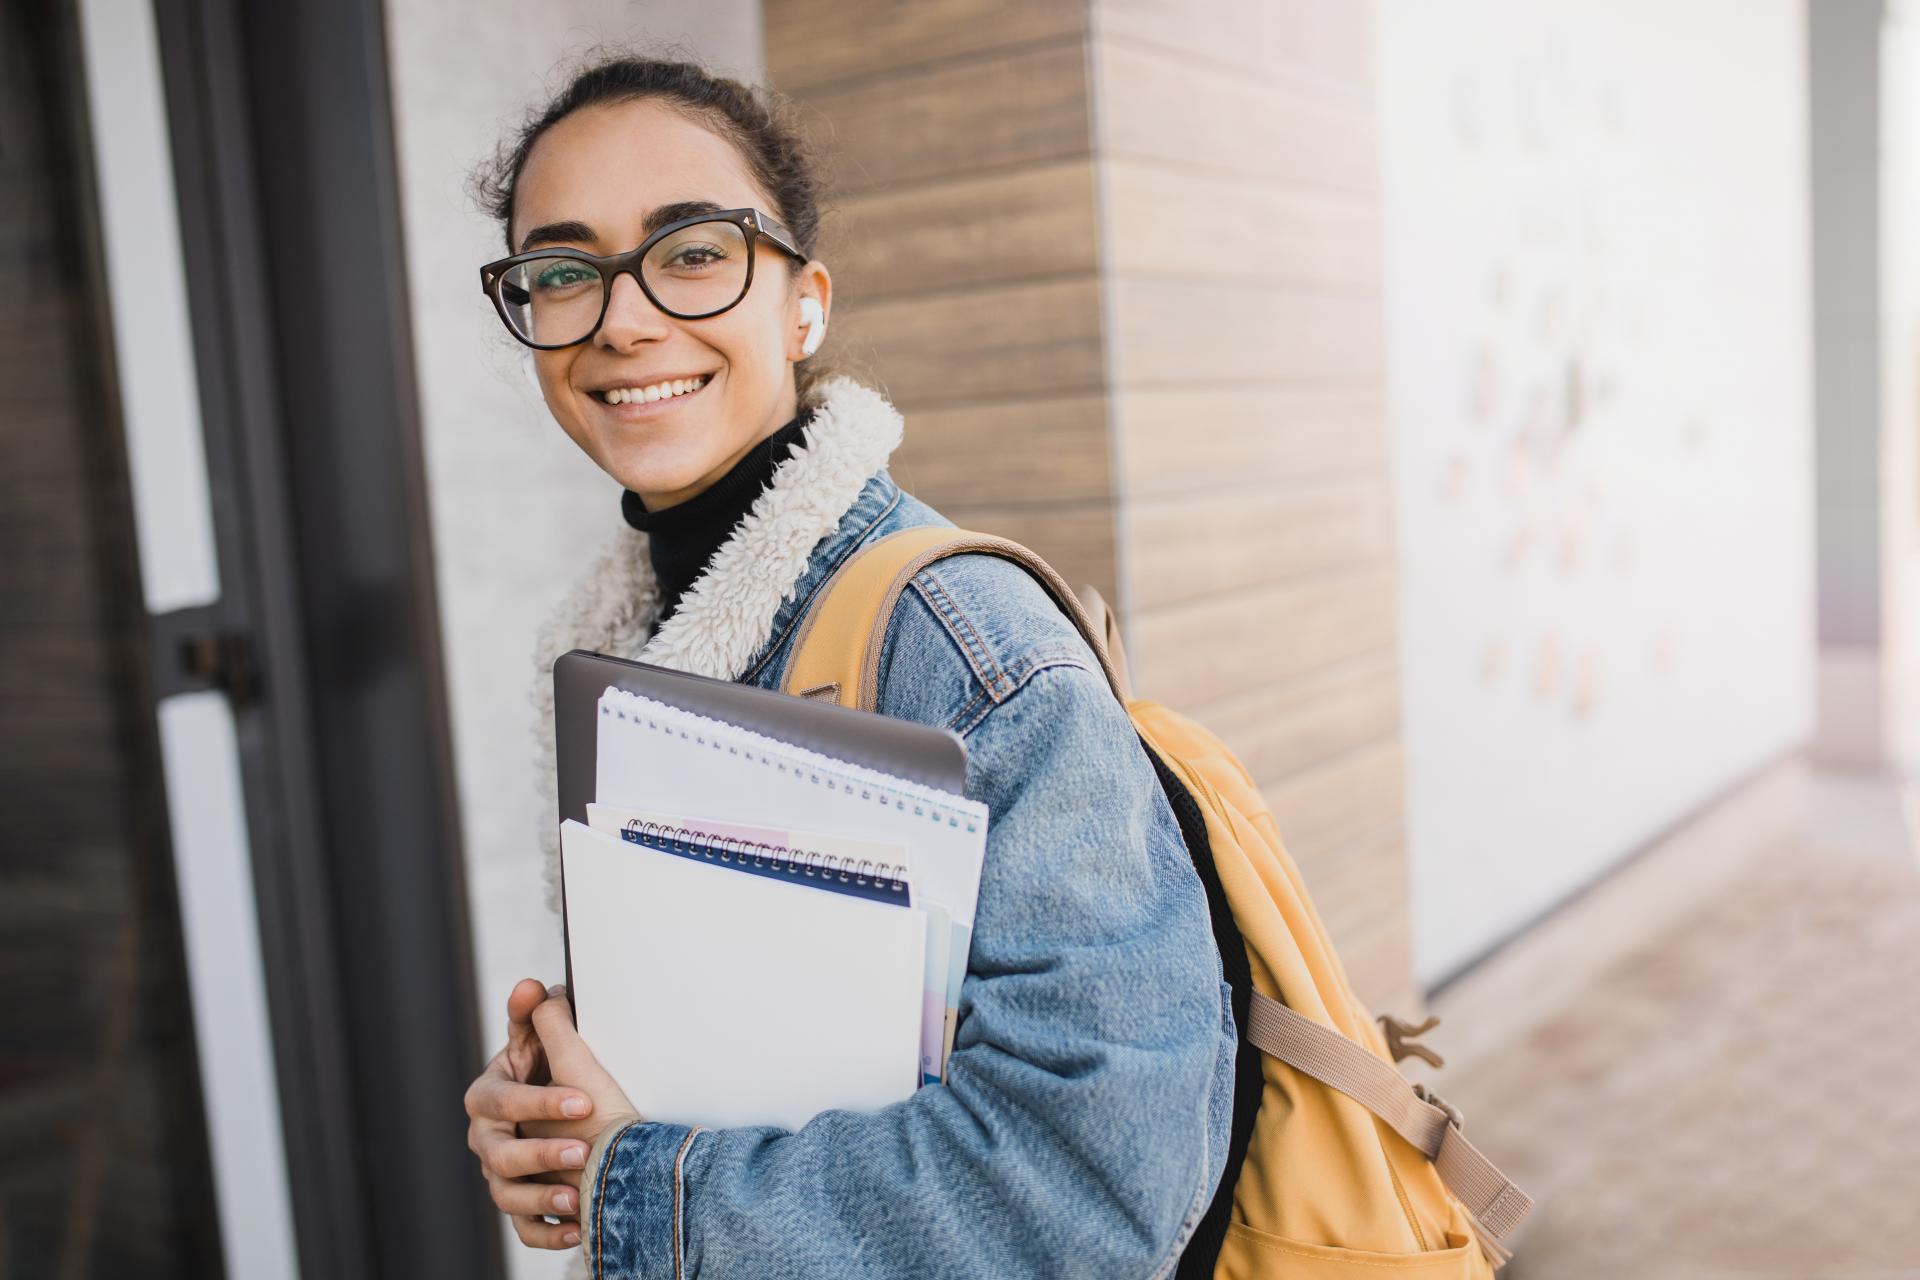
[563,1144,587,1168]
[553,1189,575,1213]
[563,1230,581,1246]
[561,1095,590,1118]
[548,983,567,997]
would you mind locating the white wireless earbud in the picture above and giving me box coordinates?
[798,296,826,357]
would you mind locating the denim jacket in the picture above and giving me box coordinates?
[531,377,1236,1279]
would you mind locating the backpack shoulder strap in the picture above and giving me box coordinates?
[781,527,1131,712]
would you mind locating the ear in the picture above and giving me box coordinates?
[790,260,833,361]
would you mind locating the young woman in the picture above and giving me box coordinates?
[461,56,1236,1279]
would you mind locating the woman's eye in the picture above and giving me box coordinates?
[665,243,727,271]
[534,264,596,291]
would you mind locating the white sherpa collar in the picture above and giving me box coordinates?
[528,374,906,904]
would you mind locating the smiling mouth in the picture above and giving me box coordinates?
[596,372,715,406]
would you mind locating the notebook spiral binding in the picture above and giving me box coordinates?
[622,819,909,892]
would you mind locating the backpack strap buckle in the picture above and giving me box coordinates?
[1377,1013,1446,1069]
[1412,1081,1464,1131]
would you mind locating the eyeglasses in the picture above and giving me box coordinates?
[478,207,807,349]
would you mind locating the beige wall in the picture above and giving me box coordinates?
[767,0,1413,1009]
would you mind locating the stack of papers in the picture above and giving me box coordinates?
[559,684,988,1132]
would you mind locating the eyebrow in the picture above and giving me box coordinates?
[517,200,730,252]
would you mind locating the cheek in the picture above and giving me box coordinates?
[532,351,573,405]
[702,308,784,398]
[532,352,596,450]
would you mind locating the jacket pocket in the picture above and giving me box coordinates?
[1217,1219,1482,1279]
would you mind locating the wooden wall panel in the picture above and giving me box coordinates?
[1108,278,1386,385]
[1113,385,1390,496]
[768,0,1114,617]
[1096,38,1377,192]
[889,393,1111,507]
[1104,159,1382,290]
[833,278,1106,408]
[1096,0,1412,1002]
[766,0,1086,93]
[1098,0,1373,96]
[1194,653,1401,785]
[789,40,1093,193]
[1128,568,1397,709]
[1126,473,1394,610]
[824,160,1101,303]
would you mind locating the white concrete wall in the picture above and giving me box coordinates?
[1375,0,1816,983]
[381,6,762,1275]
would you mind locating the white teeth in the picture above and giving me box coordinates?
[601,373,710,405]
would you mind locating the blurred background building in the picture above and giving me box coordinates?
[3,0,1914,1276]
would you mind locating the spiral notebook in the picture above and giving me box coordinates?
[560,818,926,1130]
[560,678,990,1130]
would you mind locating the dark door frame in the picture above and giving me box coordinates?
[149,0,500,1275]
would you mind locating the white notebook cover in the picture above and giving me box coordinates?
[559,820,926,1131]
[593,685,989,1083]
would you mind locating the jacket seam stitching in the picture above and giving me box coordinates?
[671,1126,702,1280]
[1147,1116,1215,1280]
[913,569,1008,698]
[954,654,1098,738]
[948,682,996,737]
[593,1120,644,1280]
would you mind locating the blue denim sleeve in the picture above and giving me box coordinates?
[582,563,1235,1279]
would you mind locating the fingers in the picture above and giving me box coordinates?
[530,996,617,1093]
[465,1074,592,1126]
[506,977,549,1028]
[480,1133,590,1181]
[488,1174,580,1219]
[510,1214,581,1251]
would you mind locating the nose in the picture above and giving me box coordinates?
[595,271,670,351]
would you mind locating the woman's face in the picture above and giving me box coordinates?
[510,98,831,509]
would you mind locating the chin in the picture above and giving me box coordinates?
[598,439,716,501]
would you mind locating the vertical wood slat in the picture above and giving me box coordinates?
[765,0,1087,93]
[822,159,1101,302]
[768,0,1112,603]
[783,39,1096,194]
[1097,0,1411,1006]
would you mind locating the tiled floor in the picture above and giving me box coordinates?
[1437,773,1920,1279]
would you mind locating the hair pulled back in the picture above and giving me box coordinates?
[475,52,837,400]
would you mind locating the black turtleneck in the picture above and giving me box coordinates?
[621,407,814,625]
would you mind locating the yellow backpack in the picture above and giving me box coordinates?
[783,528,1533,1277]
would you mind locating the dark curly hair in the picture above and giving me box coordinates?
[474,51,839,401]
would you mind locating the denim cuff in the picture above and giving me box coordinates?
[580,1119,703,1280]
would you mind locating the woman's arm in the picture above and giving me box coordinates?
[572,643,1236,1279]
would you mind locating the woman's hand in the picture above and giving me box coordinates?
[523,990,642,1173]
[464,979,598,1250]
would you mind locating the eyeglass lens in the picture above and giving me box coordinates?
[496,218,754,345]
